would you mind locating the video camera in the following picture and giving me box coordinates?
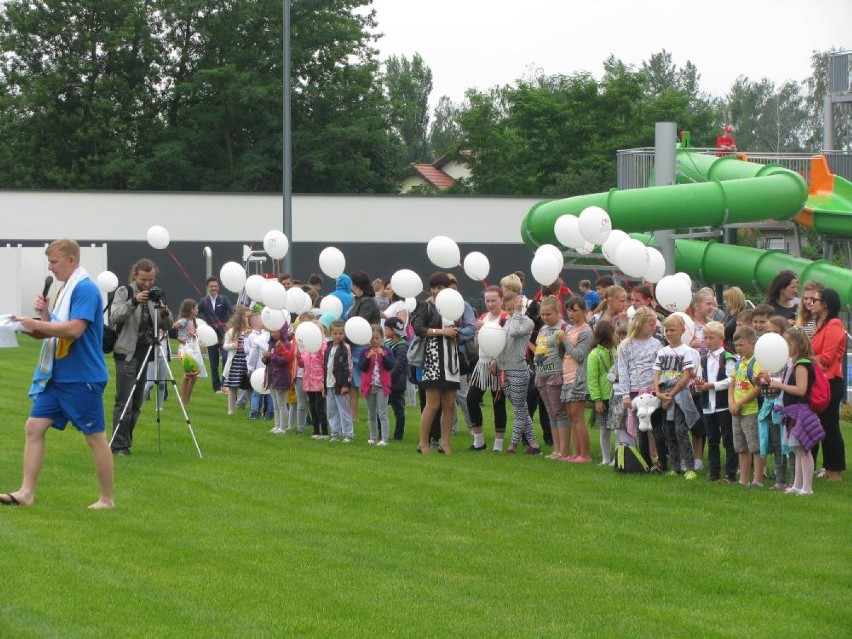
[147,286,165,306]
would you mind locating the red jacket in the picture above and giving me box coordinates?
[359,346,394,397]
[811,317,845,380]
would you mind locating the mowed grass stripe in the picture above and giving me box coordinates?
[1,339,849,638]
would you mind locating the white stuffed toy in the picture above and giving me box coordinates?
[633,392,660,432]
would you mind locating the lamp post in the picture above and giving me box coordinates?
[282,0,293,275]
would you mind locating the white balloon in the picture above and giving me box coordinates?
[261,307,288,332]
[554,215,584,249]
[146,225,170,250]
[535,244,564,268]
[390,269,423,299]
[261,280,287,310]
[477,323,507,357]
[294,291,313,315]
[643,247,667,283]
[655,275,693,313]
[577,241,595,256]
[670,312,696,347]
[295,321,323,353]
[578,206,612,245]
[250,368,270,394]
[614,239,650,278]
[426,235,460,269]
[754,333,790,374]
[530,252,562,286]
[284,287,309,314]
[318,247,346,279]
[674,272,693,288]
[319,295,343,319]
[435,288,465,321]
[245,275,267,301]
[219,262,246,293]
[197,323,218,347]
[96,271,119,293]
[463,252,490,281]
[602,229,629,264]
[263,230,289,260]
[345,316,373,345]
[405,297,417,312]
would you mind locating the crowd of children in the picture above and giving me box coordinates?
[208,270,843,495]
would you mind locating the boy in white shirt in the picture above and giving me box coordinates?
[653,315,702,480]
[695,321,736,482]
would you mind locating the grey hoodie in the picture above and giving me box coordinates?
[497,310,534,371]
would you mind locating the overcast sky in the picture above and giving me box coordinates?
[370,0,851,108]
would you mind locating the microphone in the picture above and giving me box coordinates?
[42,275,54,298]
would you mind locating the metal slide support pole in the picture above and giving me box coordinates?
[653,122,677,277]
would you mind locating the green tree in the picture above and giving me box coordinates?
[429,96,463,157]
[0,0,163,189]
[725,76,806,152]
[384,52,432,163]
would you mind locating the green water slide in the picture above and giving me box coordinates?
[520,150,852,305]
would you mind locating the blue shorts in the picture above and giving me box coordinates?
[30,381,106,435]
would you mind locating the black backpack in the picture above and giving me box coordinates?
[614,445,649,474]
[102,285,128,354]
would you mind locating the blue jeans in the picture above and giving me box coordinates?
[250,391,274,419]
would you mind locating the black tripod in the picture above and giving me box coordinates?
[110,305,202,458]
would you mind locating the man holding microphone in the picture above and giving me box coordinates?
[1,239,114,509]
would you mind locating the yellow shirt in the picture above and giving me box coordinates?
[732,356,762,416]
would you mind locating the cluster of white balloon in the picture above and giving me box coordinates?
[543,206,696,316]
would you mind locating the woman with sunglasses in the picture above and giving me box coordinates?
[807,288,846,481]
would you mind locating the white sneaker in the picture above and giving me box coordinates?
[694,459,704,471]
[343,437,352,444]
[816,468,826,478]
[269,427,281,434]
[377,440,388,447]
[311,434,321,440]
[797,490,814,496]
[367,439,376,445]
[784,486,800,494]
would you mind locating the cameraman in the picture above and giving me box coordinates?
[110,258,173,456]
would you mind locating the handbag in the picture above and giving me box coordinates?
[407,335,425,367]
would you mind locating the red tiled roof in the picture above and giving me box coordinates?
[412,163,455,190]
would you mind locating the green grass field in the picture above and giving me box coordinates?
[1,339,850,638]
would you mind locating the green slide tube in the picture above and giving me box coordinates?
[521,151,852,304]
[521,168,807,249]
[633,236,852,306]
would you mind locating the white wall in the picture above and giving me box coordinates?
[0,244,108,316]
[0,191,543,244]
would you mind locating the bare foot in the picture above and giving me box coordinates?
[88,499,115,510]
[1,491,34,506]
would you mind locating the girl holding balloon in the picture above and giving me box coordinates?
[767,327,820,494]
[263,328,293,434]
[466,286,508,452]
[497,293,538,454]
